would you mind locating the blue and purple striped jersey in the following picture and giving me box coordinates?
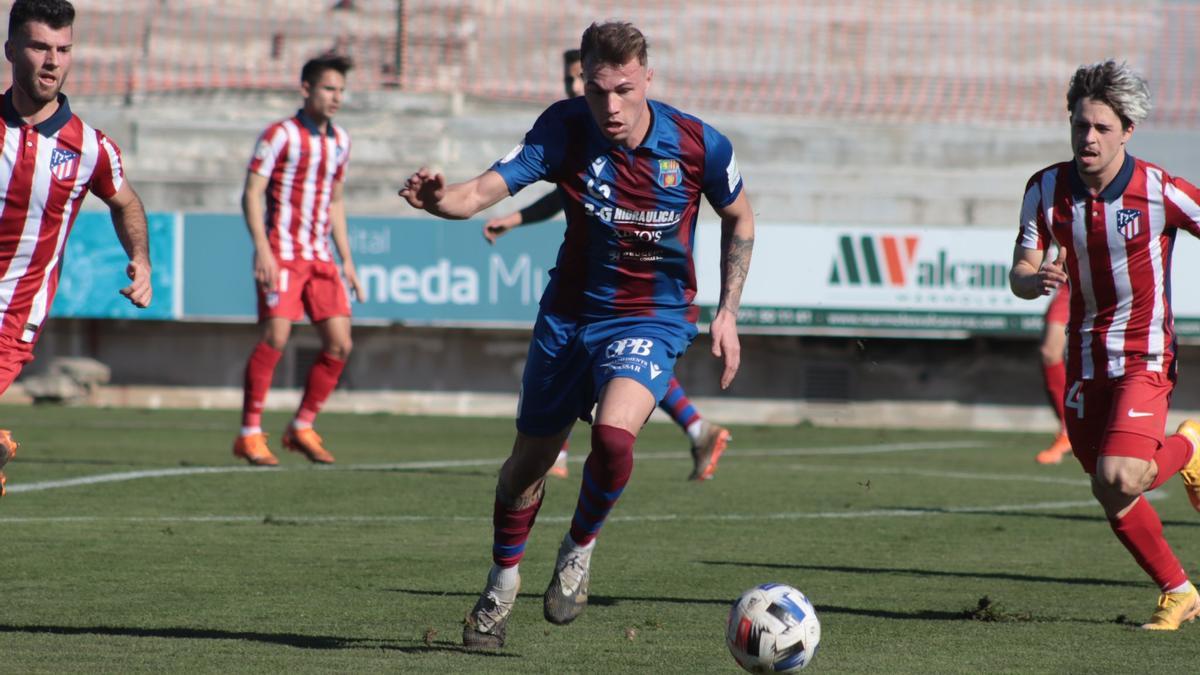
[491,97,742,323]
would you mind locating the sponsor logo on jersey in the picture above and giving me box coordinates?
[50,148,79,181]
[828,234,1008,290]
[1116,209,1142,240]
[657,159,682,188]
[611,207,681,229]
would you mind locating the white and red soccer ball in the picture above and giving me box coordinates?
[726,583,821,673]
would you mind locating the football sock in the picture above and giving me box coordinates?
[686,420,705,444]
[1042,361,1067,428]
[556,448,568,461]
[240,426,262,437]
[568,424,635,547]
[491,487,544,568]
[490,563,520,591]
[1110,495,1188,591]
[290,419,313,431]
[1166,580,1193,595]
[296,352,345,425]
[659,377,701,433]
[241,342,282,429]
[1148,434,1194,490]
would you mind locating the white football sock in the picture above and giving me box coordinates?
[240,426,262,437]
[686,419,705,443]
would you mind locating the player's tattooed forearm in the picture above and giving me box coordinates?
[720,234,754,312]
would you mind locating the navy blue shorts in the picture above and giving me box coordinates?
[516,311,698,436]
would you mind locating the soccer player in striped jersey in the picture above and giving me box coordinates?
[0,0,152,498]
[232,54,364,467]
[401,21,754,649]
[483,48,731,482]
[1011,59,1200,630]
[1033,282,1071,464]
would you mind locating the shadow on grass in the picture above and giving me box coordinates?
[699,560,1145,588]
[0,624,519,656]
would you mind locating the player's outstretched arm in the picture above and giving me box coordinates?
[399,168,510,220]
[328,180,364,302]
[242,171,279,293]
[100,182,152,308]
[711,191,755,389]
[1009,244,1065,299]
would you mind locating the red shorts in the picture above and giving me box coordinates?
[1063,370,1173,474]
[1045,286,1069,325]
[257,259,351,323]
[0,334,35,396]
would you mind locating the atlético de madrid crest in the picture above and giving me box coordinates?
[49,148,79,182]
[657,158,681,188]
[1116,208,1142,240]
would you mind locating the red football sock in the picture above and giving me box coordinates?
[1110,495,1188,591]
[568,424,636,547]
[1148,434,1195,490]
[1042,361,1067,428]
[492,491,544,568]
[241,342,282,429]
[296,352,346,425]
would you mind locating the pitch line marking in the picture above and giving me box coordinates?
[0,494,1151,526]
[4,440,987,496]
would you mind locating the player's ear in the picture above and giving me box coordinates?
[644,66,653,89]
[4,40,12,64]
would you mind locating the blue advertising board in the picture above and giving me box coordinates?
[181,213,562,325]
[51,211,178,320]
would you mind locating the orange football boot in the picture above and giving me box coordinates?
[282,426,335,464]
[0,429,17,498]
[233,432,279,466]
[689,421,732,481]
[1035,432,1072,465]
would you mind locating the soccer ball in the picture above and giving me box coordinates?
[726,583,821,673]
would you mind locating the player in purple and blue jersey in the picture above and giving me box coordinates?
[484,47,732,482]
[400,21,755,650]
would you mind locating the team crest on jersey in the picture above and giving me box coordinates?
[49,148,79,181]
[1116,208,1142,240]
[657,159,682,188]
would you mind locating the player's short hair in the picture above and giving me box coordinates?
[562,49,581,66]
[8,0,75,41]
[579,21,648,69]
[1066,59,1151,128]
[301,52,354,86]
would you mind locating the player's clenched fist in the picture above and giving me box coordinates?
[399,168,446,211]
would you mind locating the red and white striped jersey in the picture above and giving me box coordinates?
[1018,155,1200,380]
[248,110,350,262]
[0,91,124,343]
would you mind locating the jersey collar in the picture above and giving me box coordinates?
[295,109,335,137]
[2,89,72,137]
[1070,152,1134,202]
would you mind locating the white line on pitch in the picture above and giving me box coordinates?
[2,440,990,495]
[0,494,1132,526]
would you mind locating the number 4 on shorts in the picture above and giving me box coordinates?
[1065,381,1084,419]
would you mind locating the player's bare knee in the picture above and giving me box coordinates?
[325,340,352,360]
[1094,468,1147,499]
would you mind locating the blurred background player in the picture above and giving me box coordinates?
[402,20,755,649]
[0,0,153,497]
[1011,59,1200,630]
[232,53,364,467]
[482,48,731,482]
[1034,279,1071,464]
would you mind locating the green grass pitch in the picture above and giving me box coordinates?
[2,406,1200,673]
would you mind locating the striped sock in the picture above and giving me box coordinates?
[568,425,635,547]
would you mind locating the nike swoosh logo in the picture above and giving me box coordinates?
[1127,410,1154,418]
